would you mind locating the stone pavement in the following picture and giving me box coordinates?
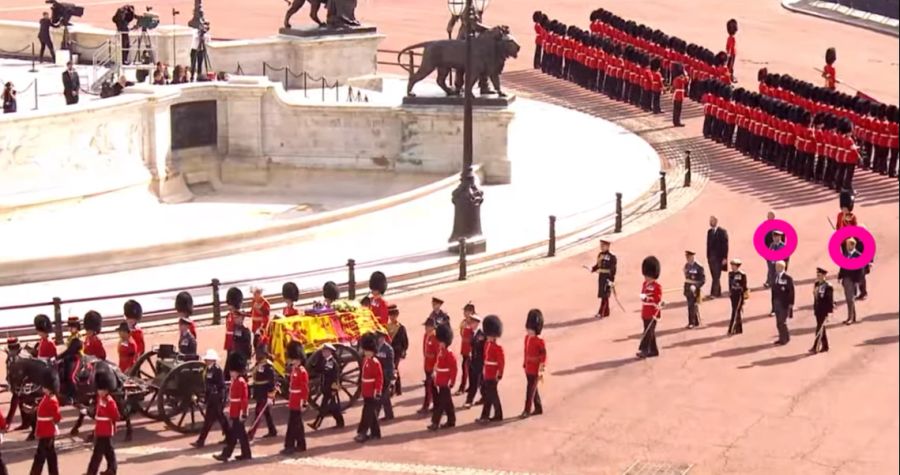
[782,0,900,37]
[0,88,661,328]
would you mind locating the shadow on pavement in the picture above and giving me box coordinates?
[737,352,812,369]
[552,356,642,376]
[856,335,900,346]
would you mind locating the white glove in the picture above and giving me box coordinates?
[690,285,697,293]
[609,282,615,288]
[640,293,647,301]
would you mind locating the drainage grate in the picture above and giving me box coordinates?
[622,460,693,475]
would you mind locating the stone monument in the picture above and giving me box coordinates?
[281,0,375,36]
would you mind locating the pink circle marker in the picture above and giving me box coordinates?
[753,219,799,261]
[828,226,876,270]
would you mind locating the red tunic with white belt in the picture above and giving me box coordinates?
[433,347,458,388]
[93,394,120,437]
[423,333,439,373]
[523,335,547,376]
[84,334,106,360]
[641,281,663,321]
[360,357,384,398]
[228,376,249,419]
[288,364,309,411]
[35,394,62,439]
[482,340,505,381]
[37,336,57,359]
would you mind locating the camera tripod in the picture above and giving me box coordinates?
[132,27,155,65]
[191,28,211,81]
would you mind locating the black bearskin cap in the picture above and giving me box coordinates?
[526,309,544,335]
[287,340,305,361]
[40,370,59,392]
[650,57,661,71]
[368,271,387,295]
[715,51,728,66]
[116,321,130,334]
[360,332,378,352]
[435,322,454,346]
[282,282,300,302]
[225,287,243,309]
[838,118,853,134]
[124,299,142,321]
[95,369,115,391]
[322,281,340,301]
[642,256,661,280]
[671,62,685,77]
[589,10,600,21]
[533,11,543,22]
[727,18,738,35]
[566,25,576,36]
[826,47,837,65]
[889,105,900,123]
[175,291,194,315]
[482,314,503,338]
[840,189,855,211]
[84,311,103,333]
[34,314,53,333]
[226,352,246,373]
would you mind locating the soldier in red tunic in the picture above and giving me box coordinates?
[355,333,383,443]
[282,341,308,454]
[638,256,663,359]
[224,287,244,356]
[250,286,271,350]
[532,11,546,70]
[428,324,457,431]
[649,57,664,114]
[283,282,300,317]
[823,48,837,90]
[725,19,738,82]
[116,322,137,372]
[83,311,106,360]
[836,190,857,230]
[522,309,546,418]
[175,291,198,338]
[123,300,145,357]
[369,271,390,326]
[671,63,688,127]
[30,372,61,475]
[214,352,251,462]
[477,315,504,423]
[417,318,440,414]
[34,314,57,359]
[86,371,118,475]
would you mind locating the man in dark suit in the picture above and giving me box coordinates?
[838,238,864,325]
[706,216,729,298]
[62,61,79,105]
[771,260,795,345]
[38,11,56,63]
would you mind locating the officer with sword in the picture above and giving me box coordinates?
[586,239,623,317]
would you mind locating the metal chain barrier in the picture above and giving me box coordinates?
[69,39,110,50]
[0,44,33,55]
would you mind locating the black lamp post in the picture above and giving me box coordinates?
[446,0,488,254]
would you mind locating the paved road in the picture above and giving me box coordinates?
[2,1,898,474]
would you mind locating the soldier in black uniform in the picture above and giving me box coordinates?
[771,261,795,345]
[248,346,277,439]
[428,297,450,326]
[308,344,345,430]
[590,239,618,319]
[57,316,83,404]
[192,350,228,448]
[811,268,834,354]
[231,312,253,363]
[178,317,197,357]
[727,259,748,335]
[464,318,486,408]
[683,251,706,329]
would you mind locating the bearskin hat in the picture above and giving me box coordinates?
[434,322,453,346]
[368,271,387,295]
[123,299,142,321]
[839,189,855,211]
[226,351,246,373]
[650,57,661,72]
[84,311,102,333]
[589,10,600,22]
[533,11,543,22]
[94,369,115,391]
[838,118,853,134]
[526,309,544,335]
[40,370,59,393]
[658,32,670,47]
[826,47,837,65]
[642,256,661,280]
[282,282,300,302]
[715,51,728,66]
[877,103,889,119]
[722,86,734,101]
[116,321,130,334]
[671,62,685,78]
[175,291,194,316]
[34,314,53,333]
[360,331,378,352]
[727,18,738,35]
[287,340,305,362]
[482,314,503,338]
[889,105,900,123]
[225,287,242,309]
[566,24,576,36]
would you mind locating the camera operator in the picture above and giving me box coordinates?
[190,21,209,82]
[38,11,56,63]
[113,5,135,64]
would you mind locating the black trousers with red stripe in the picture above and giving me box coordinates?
[86,436,116,475]
[524,374,543,414]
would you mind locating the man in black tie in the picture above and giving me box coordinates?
[838,238,864,325]
[38,11,56,64]
[62,61,79,105]
[771,261,795,345]
[706,216,729,298]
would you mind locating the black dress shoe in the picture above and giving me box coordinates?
[235,454,252,461]
[489,416,503,422]
[532,409,543,416]
[354,434,368,443]
[264,431,278,438]
[519,411,530,419]
[280,448,295,456]
[190,441,204,449]
[440,422,455,429]
[213,454,229,463]
[426,424,439,431]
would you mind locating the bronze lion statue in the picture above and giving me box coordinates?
[399,26,520,98]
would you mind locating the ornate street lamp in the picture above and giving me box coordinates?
[446,0,488,254]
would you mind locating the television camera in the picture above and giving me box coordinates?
[45,0,84,27]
